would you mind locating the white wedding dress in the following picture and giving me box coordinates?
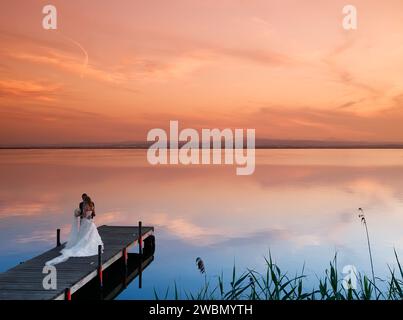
[46,209,104,266]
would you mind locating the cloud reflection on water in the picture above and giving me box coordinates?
[1,149,403,296]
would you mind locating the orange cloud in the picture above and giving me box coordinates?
[1,0,403,144]
[0,79,61,102]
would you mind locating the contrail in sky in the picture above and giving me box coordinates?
[58,31,89,78]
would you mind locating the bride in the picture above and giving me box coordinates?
[46,196,104,266]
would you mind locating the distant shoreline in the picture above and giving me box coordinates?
[3,139,403,150]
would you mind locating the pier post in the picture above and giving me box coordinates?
[123,247,128,268]
[65,288,71,301]
[122,247,128,287]
[98,245,103,289]
[138,221,143,289]
[138,221,143,255]
[138,258,143,289]
[56,229,61,247]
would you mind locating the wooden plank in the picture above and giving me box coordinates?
[0,225,154,300]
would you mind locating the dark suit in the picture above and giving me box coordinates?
[79,201,84,215]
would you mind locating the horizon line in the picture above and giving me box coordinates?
[2,138,403,149]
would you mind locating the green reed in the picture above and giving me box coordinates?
[154,209,402,300]
[154,251,403,300]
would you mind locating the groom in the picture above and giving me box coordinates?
[79,193,88,218]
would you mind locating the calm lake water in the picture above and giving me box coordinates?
[1,149,403,298]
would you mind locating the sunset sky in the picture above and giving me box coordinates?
[1,0,403,145]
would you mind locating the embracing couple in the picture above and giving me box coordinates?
[76,193,96,220]
[46,193,104,266]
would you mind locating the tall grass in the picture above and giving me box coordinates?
[154,251,403,300]
[154,208,403,300]
[358,208,376,286]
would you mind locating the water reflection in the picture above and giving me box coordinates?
[1,149,403,298]
[73,253,155,300]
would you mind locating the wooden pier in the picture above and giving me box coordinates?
[0,224,155,300]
